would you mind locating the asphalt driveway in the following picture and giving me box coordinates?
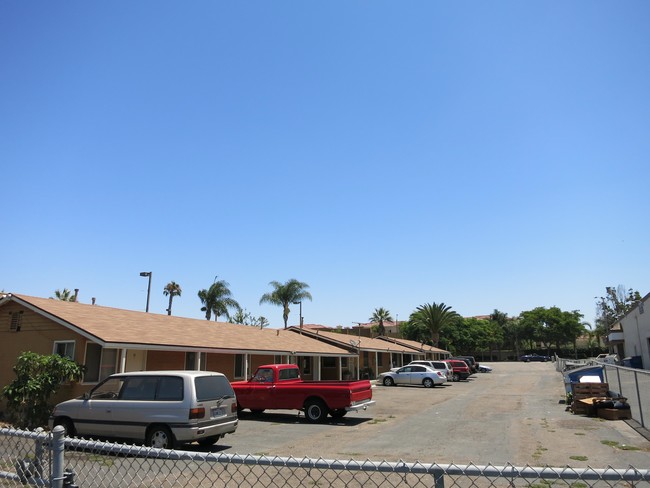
[210,361,650,467]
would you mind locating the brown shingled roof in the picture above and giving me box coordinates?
[4,294,353,357]
[288,327,423,353]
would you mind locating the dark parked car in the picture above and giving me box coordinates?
[451,357,476,375]
[457,355,479,373]
[519,353,550,362]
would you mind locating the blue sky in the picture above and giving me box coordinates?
[2,2,648,329]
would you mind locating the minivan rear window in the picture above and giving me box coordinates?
[195,375,234,402]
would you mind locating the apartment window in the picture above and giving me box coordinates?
[378,353,384,367]
[302,357,312,375]
[234,354,245,379]
[53,341,75,360]
[9,311,23,331]
[341,357,349,368]
[323,357,336,368]
[184,352,207,371]
[84,343,118,383]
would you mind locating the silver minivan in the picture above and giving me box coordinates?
[49,371,238,448]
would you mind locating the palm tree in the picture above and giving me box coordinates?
[52,289,75,301]
[197,278,240,321]
[259,279,312,329]
[163,281,182,316]
[370,307,393,336]
[409,302,460,347]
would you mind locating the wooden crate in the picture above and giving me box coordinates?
[598,408,632,421]
[572,383,609,398]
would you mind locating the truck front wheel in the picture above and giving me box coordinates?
[305,400,328,423]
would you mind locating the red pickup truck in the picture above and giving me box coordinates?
[231,364,375,423]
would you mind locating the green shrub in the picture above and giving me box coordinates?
[2,352,84,429]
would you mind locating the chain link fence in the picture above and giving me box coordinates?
[1,427,649,488]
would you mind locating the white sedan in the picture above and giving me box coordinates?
[378,365,446,388]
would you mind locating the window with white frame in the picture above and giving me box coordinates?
[83,343,118,383]
[53,341,75,359]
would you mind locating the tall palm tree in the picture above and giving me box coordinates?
[52,289,75,301]
[259,279,312,329]
[409,302,460,347]
[370,307,393,336]
[163,281,182,316]
[197,278,240,321]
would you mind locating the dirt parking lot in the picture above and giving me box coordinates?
[211,361,650,467]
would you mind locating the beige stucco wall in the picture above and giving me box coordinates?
[0,302,93,410]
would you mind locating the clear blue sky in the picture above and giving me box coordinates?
[2,2,648,329]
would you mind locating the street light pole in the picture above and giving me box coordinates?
[139,272,152,313]
[292,301,303,328]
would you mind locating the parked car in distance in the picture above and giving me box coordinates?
[378,365,446,388]
[443,359,471,381]
[49,371,239,449]
[520,353,551,362]
[595,354,619,365]
[392,360,452,381]
[478,364,493,373]
[456,355,479,374]
[450,357,476,375]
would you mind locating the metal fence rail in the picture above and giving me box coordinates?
[603,362,649,429]
[1,427,650,487]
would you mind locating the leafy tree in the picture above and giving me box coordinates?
[409,302,460,347]
[52,289,76,301]
[369,307,393,336]
[518,306,584,354]
[163,281,182,316]
[229,308,269,328]
[2,352,85,429]
[595,285,642,331]
[399,320,431,344]
[259,279,312,329]
[198,277,240,321]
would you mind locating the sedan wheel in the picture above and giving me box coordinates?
[383,377,395,387]
[423,378,434,388]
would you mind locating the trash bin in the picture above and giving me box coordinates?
[623,356,643,368]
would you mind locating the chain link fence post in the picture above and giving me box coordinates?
[51,425,66,488]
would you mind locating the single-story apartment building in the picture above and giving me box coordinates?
[287,326,451,378]
[0,293,358,409]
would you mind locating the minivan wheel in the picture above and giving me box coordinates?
[452,373,460,382]
[147,425,174,449]
[53,418,75,437]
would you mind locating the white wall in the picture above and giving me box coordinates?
[621,294,650,369]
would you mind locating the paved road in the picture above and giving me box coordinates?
[206,361,650,467]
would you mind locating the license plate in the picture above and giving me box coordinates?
[210,407,224,418]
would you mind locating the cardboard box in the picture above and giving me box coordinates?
[598,408,632,421]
